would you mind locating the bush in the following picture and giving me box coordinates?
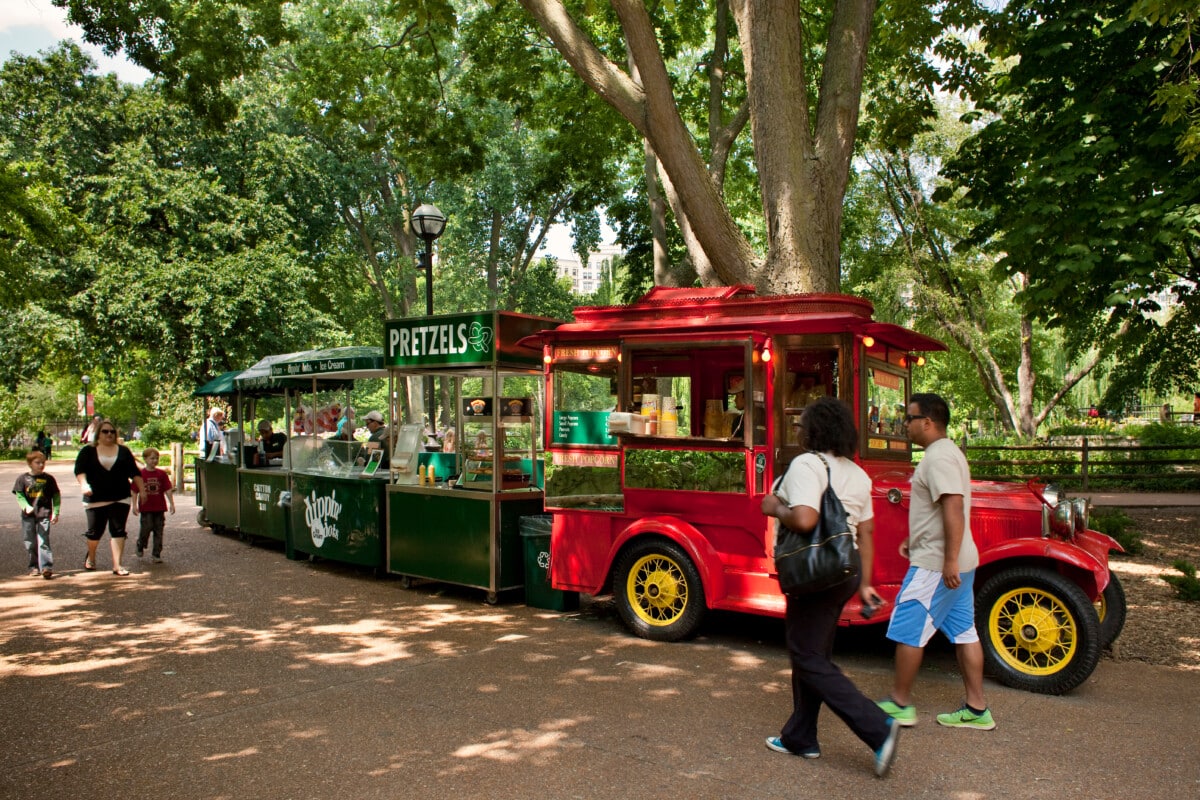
[138,418,194,448]
[1164,560,1200,602]
[1089,508,1143,555]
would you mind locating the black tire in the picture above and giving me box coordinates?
[613,538,706,642]
[976,566,1102,695]
[1096,571,1127,650]
[196,508,211,529]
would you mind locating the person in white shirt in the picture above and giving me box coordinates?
[760,396,899,777]
[200,408,227,460]
[878,392,994,731]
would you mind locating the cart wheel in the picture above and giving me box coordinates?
[398,576,413,589]
[614,538,706,642]
[196,509,211,529]
[486,591,498,605]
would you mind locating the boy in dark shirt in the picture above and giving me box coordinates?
[13,451,61,578]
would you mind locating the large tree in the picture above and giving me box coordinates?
[0,44,349,402]
[516,0,986,293]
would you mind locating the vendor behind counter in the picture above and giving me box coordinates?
[249,420,288,467]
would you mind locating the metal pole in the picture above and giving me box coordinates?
[423,241,436,429]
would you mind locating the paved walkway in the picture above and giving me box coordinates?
[1,460,1197,799]
[1085,491,1200,507]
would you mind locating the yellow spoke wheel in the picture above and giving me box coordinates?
[988,587,1078,674]
[615,539,706,642]
[976,566,1100,695]
[626,553,690,626]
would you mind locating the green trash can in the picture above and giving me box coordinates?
[520,515,579,611]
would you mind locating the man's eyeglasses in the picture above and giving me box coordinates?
[903,414,928,424]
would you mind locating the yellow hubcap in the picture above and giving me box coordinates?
[626,554,688,626]
[988,587,1078,675]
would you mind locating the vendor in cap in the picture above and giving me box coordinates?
[255,420,288,466]
[363,410,390,467]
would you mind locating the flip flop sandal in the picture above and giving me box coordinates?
[84,558,96,570]
[112,567,130,576]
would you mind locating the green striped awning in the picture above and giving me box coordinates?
[269,346,385,381]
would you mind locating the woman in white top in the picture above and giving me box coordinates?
[760,396,900,777]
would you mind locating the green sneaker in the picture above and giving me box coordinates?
[936,704,996,730]
[877,698,918,727]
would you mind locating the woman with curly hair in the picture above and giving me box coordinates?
[759,395,899,777]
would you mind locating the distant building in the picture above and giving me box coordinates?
[551,244,623,296]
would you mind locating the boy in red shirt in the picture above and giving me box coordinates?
[133,447,175,562]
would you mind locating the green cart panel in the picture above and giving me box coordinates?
[290,473,386,569]
[388,488,543,592]
[196,459,239,530]
[238,469,290,542]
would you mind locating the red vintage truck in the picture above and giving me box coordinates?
[536,286,1124,694]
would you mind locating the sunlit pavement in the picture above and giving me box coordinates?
[1,460,1196,800]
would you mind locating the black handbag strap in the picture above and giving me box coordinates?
[812,451,833,491]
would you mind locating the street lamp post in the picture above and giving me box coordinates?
[411,203,447,317]
[411,204,447,428]
[81,375,90,423]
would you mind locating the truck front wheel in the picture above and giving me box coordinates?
[614,539,706,642]
[976,567,1101,695]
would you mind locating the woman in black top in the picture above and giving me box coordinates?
[74,419,145,575]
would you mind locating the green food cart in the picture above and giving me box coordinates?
[269,347,390,569]
[384,311,560,602]
[227,350,318,544]
[192,369,245,532]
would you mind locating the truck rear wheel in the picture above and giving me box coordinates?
[614,539,706,642]
[976,566,1101,695]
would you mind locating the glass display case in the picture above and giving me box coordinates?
[389,423,424,484]
[457,397,535,491]
[288,435,382,479]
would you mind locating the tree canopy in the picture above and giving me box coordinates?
[940,0,1200,402]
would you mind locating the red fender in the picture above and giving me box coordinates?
[978,537,1111,599]
[604,515,728,606]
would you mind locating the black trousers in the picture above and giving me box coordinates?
[84,503,130,541]
[779,577,892,753]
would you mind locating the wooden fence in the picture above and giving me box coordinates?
[964,438,1200,489]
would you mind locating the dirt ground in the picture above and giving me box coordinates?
[1104,507,1200,671]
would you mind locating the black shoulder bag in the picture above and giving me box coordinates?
[772,453,861,595]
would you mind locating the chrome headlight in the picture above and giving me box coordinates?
[1071,497,1091,533]
[1041,484,1062,508]
[1048,500,1075,539]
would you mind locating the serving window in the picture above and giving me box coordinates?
[865,361,912,455]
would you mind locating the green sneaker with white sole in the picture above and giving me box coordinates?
[877,698,918,727]
[936,704,996,730]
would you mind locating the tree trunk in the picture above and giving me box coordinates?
[518,0,758,286]
[732,0,876,293]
